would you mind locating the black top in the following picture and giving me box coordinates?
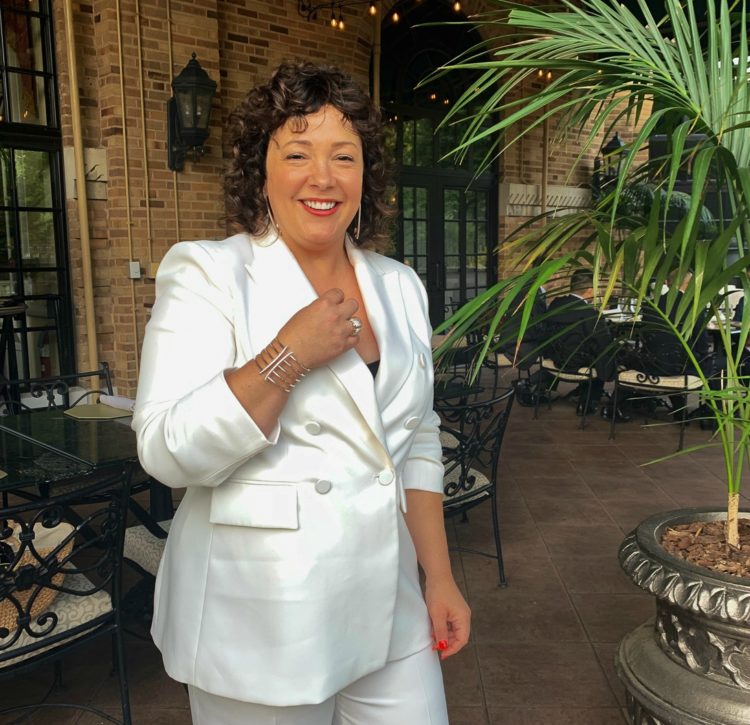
[366,359,380,378]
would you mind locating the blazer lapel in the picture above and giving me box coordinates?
[244,237,388,451]
[243,236,318,352]
[347,243,414,420]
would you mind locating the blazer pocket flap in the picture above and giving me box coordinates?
[209,481,299,529]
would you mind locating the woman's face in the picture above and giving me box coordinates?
[264,105,364,255]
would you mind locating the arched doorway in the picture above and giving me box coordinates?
[380,0,497,326]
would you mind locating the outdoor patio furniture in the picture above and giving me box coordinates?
[534,356,599,429]
[437,388,515,586]
[0,460,134,724]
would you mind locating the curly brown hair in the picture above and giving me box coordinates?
[224,61,393,251]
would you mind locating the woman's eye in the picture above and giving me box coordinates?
[286,153,305,160]
[336,155,355,162]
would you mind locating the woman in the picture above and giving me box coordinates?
[133,61,470,724]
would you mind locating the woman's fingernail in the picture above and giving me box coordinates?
[436,639,448,651]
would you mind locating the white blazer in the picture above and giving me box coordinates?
[132,232,444,706]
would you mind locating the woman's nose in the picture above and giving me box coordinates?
[309,159,333,187]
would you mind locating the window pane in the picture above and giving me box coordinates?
[415,118,432,166]
[0,271,15,297]
[416,221,427,256]
[415,256,426,276]
[444,221,459,256]
[18,211,54,264]
[23,269,58,296]
[0,152,11,206]
[6,72,47,125]
[15,150,52,207]
[403,222,413,254]
[416,187,427,219]
[3,11,44,72]
[0,210,15,267]
[444,189,459,221]
[402,120,415,166]
[438,122,460,167]
[477,193,487,219]
[383,123,397,167]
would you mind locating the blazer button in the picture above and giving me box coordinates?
[377,469,395,486]
[404,416,420,430]
[418,353,427,368]
[305,421,322,435]
[315,479,332,494]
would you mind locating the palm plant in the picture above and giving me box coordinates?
[431,0,750,546]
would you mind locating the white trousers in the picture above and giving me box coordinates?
[187,644,448,725]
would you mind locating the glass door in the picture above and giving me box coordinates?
[0,0,72,380]
[386,113,496,327]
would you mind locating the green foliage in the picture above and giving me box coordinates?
[432,0,750,499]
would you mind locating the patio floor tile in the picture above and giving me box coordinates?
[7,374,732,722]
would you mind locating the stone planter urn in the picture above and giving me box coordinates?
[617,508,750,724]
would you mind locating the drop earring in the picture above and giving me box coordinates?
[353,205,361,241]
[265,196,281,237]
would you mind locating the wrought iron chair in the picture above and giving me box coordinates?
[0,464,134,723]
[437,388,515,587]
[0,363,114,415]
[121,516,172,631]
[609,343,703,451]
[534,354,599,428]
[434,331,510,403]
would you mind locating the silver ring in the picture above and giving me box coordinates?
[349,316,362,336]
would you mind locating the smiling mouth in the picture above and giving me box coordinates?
[302,200,338,211]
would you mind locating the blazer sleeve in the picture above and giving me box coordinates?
[399,266,444,494]
[132,241,279,489]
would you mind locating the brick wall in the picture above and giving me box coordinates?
[52,0,638,395]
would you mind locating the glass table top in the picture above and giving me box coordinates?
[0,409,138,491]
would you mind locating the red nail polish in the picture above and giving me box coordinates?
[436,639,448,651]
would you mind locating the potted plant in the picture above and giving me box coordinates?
[432,0,750,721]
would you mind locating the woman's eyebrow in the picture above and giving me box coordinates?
[279,139,359,149]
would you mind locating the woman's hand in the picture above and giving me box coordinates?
[425,575,471,660]
[279,288,360,369]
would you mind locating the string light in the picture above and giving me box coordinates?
[392,10,400,22]
[369,2,376,15]
[338,11,345,30]
[453,1,461,11]
[330,8,337,27]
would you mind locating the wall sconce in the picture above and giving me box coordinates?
[592,132,626,201]
[167,53,217,172]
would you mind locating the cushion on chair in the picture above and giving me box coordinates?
[443,466,491,507]
[617,369,702,392]
[123,520,172,576]
[494,352,513,367]
[541,358,597,381]
[0,572,112,668]
[440,430,460,449]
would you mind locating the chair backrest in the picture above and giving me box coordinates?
[0,363,114,415]
[0,464,132,672]
[434,330,511,401]
[437,388,515,508]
